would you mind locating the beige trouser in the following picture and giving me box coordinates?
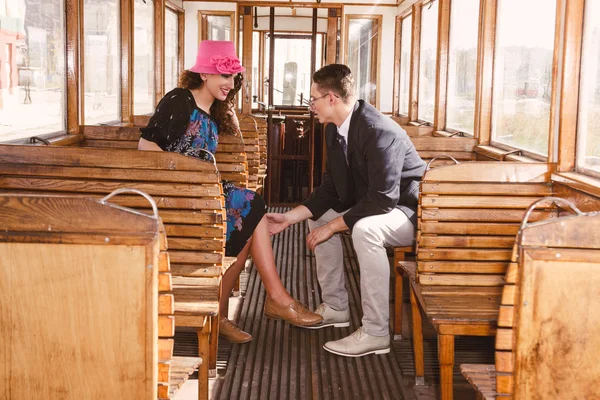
[308,208,415,337]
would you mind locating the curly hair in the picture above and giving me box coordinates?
[178,71,244,136]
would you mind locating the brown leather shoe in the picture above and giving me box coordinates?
[264,297,324,327]
[219,318,252,343]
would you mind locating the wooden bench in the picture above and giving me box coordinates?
[237,114,266,193]
[0,193,201,399]
[461,199,600,399]
[0,145,224,399]
[252,116,269,192]
[396,161,555,399]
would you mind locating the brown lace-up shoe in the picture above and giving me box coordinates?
[263,297,324,327]
[219,318,252,343]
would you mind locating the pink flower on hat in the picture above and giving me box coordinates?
[210,55,243,74]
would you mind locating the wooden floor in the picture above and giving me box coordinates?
[217,208,406,400]
[173,207,493,399]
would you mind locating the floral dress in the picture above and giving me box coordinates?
[141,88,266,256]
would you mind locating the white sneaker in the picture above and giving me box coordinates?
[302,303,350,330]
[323,328,390,357]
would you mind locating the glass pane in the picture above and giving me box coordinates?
[399,15,412,115]
[576,0,600,175]
[446,0,479,134]
[491,0,555,156]
[347,18,379,105]
[164,8,178,93]
[83,0,120,125]
[134,0,154,115]
[273,37,312,106]
[252,31,259,108]
[418,1,438,122]
[0,0,66,142]
[316,34,323,71]
[263,34,269,104]
[206,15,231,41]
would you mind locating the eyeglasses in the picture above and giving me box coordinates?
[309,92,339,109]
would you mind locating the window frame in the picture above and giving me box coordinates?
[393,11,413,118]
[198,10,236,45]
[343,14,383,109]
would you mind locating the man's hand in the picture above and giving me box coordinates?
[266,212,291,236]
[306,225,335,251]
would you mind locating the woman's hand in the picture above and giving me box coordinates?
[266,212,291,236]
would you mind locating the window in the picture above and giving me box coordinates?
[491,0,555,156]
[346,15,381,107]
[272,34,322,106]
[446,0,479,134]
[164,8,179,93]
[0,0,66,142]
[418,1,438,122]
[199,11,235,42]
[576,0,600,176]
[399,15,412,116]
[133,0,155,115]
[83,0,120,125]
[252,31,259,108]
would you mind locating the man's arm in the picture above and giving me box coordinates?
[266,205,313,235]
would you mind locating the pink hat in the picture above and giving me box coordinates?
[189,40,245,75]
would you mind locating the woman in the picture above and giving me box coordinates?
[138,40,322,343]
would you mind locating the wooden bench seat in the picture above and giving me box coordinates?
[459,364,496,400]
[0,144,225,398]
[396,162,555,399]
[0,194,167,399]
[461,200,600,399]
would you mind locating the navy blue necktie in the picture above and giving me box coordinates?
[337,133,348,162]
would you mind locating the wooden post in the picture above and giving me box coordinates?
[155,0,165,106]
[66,0,80,133]
[121,0,134,123]
[438,334,455,400]
[433,0,451,131]
[392,16,402,115]
[557,0,584,172]
[474,0,496,145]
[409,4,422,122]
[241,6,253,115]
[410,286,425,385]
[326,9,338,65]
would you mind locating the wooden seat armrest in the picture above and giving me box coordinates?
[397,260,416,281]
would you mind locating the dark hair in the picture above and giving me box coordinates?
[178,70,244,136]
[312,64,355,103]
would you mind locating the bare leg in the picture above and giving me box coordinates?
[248,216,294,306]
[220,238,252,316]
[219,216,295,315]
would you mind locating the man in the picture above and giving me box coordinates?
[267,64,426,357]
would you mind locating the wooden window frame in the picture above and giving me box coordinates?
[343,14,383,109]
[393,11,412,117]
[198,10,236,45]
[165,2,185,95]
[476,0,561,161]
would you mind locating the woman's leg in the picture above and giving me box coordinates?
[249,216,294,306]
[220,238,252,316]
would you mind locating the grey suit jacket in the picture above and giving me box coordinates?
[303,100,426,230]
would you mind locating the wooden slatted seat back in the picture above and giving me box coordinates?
[237,114,263,191]
[80,125,140,149]
[216,132,249,188]
[0,144,226,278]
[0,194,161,399]
[410,136,476,165]
[417,162,554,289]
[254,117,268,182]
[495,204,600,399]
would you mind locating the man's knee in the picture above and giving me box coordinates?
[351,219,384,246]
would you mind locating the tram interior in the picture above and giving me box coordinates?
[0,0,599,399]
